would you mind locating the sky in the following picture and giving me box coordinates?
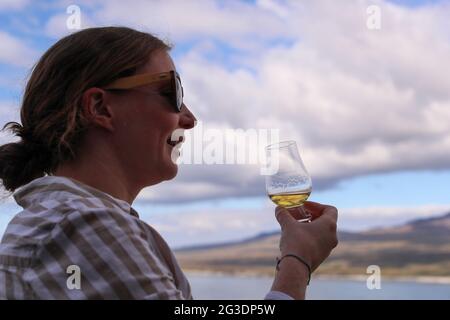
[0,0,449,248]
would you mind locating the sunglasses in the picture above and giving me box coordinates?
[103,70,184,112]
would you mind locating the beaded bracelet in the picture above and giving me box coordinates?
[276,253,312,285]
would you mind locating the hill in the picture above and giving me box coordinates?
[174,213,450,278]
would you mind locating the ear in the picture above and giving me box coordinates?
[81,87,115,132]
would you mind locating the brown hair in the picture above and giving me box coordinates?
[0,26,171,193]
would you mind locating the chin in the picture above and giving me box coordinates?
[162,162,178,181]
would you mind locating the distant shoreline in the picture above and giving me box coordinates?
[313,274,450,285]
[184,270,450,285]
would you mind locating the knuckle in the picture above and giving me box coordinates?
[329,205,338,212]
[323,213,337,230]
[325,206,338,218]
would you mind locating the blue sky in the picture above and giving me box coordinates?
[387,0,445,6]
[0,0,449,247]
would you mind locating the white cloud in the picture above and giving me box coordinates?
[3,0,450,203]
[0,0,29,10]
[141,205,277,248]
[139,177,243,203]
[45,13,76,38]
[0,31,38,68]
[340,204,450,231]
[151,0,450,201]
[256,0,289,18]
[44,8,96,39]
[46,0,292,50]
[57,0,447,203]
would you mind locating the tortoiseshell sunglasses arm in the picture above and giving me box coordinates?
[103,71,173,90]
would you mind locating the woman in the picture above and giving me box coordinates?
[0,27,338,299]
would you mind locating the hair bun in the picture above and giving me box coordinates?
[23,139,46,152]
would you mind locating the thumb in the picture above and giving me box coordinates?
[275,206,296,229]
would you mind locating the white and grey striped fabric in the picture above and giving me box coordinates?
[0,175,193,299]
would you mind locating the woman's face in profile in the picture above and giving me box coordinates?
[110,49,196,187]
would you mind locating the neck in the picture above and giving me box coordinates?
[52,145,139,205]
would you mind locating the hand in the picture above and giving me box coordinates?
[275,201,338,271]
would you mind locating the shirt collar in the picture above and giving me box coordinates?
[13,175,135,216]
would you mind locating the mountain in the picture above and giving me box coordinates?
[174,213,450,278]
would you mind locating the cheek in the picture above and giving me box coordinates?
[139,112,179,149]
[118,97,179,147]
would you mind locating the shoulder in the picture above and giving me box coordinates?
[2,196,145,248]
[1,199,68,246]
[48,197,147,245]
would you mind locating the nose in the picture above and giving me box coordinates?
[178,103,197,129]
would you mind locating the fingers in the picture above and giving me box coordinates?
[303,201,338,221]
[275,206,296,229]
[311,205,338,246]
[275,202,339,231]
[285,206,310,221]
[322,206,338,223]
[276,206,311,224]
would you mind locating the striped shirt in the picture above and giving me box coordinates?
[0,175,293,300]
[0,175,193,299]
